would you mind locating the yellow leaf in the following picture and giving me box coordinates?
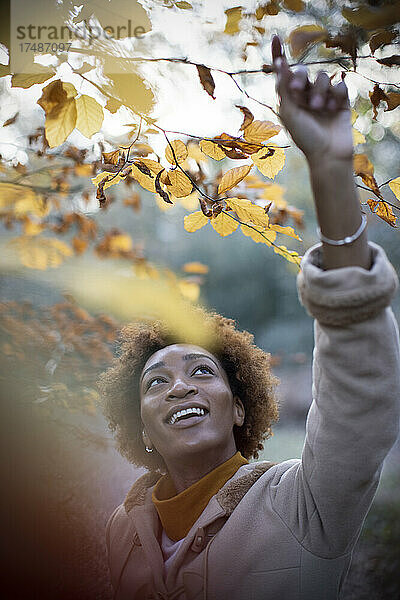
[11,67,55,88]
[138,158,164,175]
[244,120,281,144]
[260,183,285,205]
[75,164,94,176]
[184,211,209,232]
[240,223,276,245]
[8,236,73,270]
[178,280,200,302]
[23,220,45,236]
[226,197,268,227]
[0,184,49,217]
[108,234,133,252]
[165,140,188,165]
[168,169,193,197]
[273,245,302,266]
[388,177,400,201]
[288,25,328,58]
[252,145,285,179]
[91,171,125,190]
[269,224,302,240]
[367,199,397,227]
[218,165,252,194]
[130,163,157,192]
[187,142,207,162]
[211,213,238,237]
[183,262,209,274]
[283,0,304,12]
[199,139,225,160]
[45,98,77,148]
[105,97,122,113]
[75,95,104,138]
[224,6,242,35]
[179,191,200,211]
[352,128,366,146]
[353,153,374,176]
[104,72,155,116]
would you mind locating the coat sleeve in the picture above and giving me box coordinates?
[269,241,400,558]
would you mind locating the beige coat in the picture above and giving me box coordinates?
[106,241,400,600]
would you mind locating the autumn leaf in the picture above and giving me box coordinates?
[376,55,400,67]
[72,236,89,254]
[165,140,188,165]
[168,169,193,197]
[102,150,121,165]
[196,65,216,99]
[367,199,397,227]
[342,4,400,29]
[8,236,73,270]
[288,25,327,58]
[11,66,55,88]
[352,128,366,146]
[273,244,302,266]
[269,224,302,240]
[0,184,48,218]
[75,95,104,138]
[211,212,239,237]
[224,6,242,35]
[226,197,268,227]
[23,220,45,236]
[388,177,400,201]
[252,145,285,179]
[155,171,173,204]
[3,112,19,127]
[183,262,209,274]
[45,97,77,148]
[199,139,226,160]
[184,211,209,232]
[105,97,123,113]
[282,0,304,11]
[240,223,276,245]
[353,153,381,197]
[108,233,133,253]
[244,120,281,144]
[236,105,254,131]
[369,31,396,54]
[218,165,252,194]
[178,280,200,302]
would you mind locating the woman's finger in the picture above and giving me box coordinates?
[309,71,330,111]
[331,80,350,109]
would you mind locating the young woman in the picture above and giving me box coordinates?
[100,37,400,600]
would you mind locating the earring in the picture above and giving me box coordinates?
[145,445,153,453]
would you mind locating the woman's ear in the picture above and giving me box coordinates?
[233,396,245,427]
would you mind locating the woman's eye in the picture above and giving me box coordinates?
[193,365,213,376]
[147,377,165,389]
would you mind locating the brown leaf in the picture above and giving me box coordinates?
[72,236,89,255]
[199,196,213,217]
[96,180,108,207]
[155,171,173,204]
[123,192,141,212]
[367,199,397,227]
[196,65,216,99]
[236,105,254,131]
[376,55,400,67]
[325,30,358,66]
[369,31,396,54]
[288,25,327,58]
[369,84,400,119]
[133,161,154,178]
[3,112,19,127]
[102,150,120,165]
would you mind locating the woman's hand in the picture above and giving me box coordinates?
[271,35,353,167]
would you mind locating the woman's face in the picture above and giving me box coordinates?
[139,343,244,466]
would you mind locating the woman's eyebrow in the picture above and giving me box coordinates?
[140,361,165,382]
[183,353,220,369]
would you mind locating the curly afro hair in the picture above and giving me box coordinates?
[99,307,279,473]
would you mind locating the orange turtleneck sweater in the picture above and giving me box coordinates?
[152,451,248,541]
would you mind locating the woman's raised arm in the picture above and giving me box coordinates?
[271,35,371,271]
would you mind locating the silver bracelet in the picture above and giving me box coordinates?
[316,214,367,246]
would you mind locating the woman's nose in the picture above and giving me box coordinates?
[168,378,198,399]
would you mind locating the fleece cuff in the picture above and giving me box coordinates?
[296,241,399,326]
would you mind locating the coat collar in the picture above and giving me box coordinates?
[123,460,275,517]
